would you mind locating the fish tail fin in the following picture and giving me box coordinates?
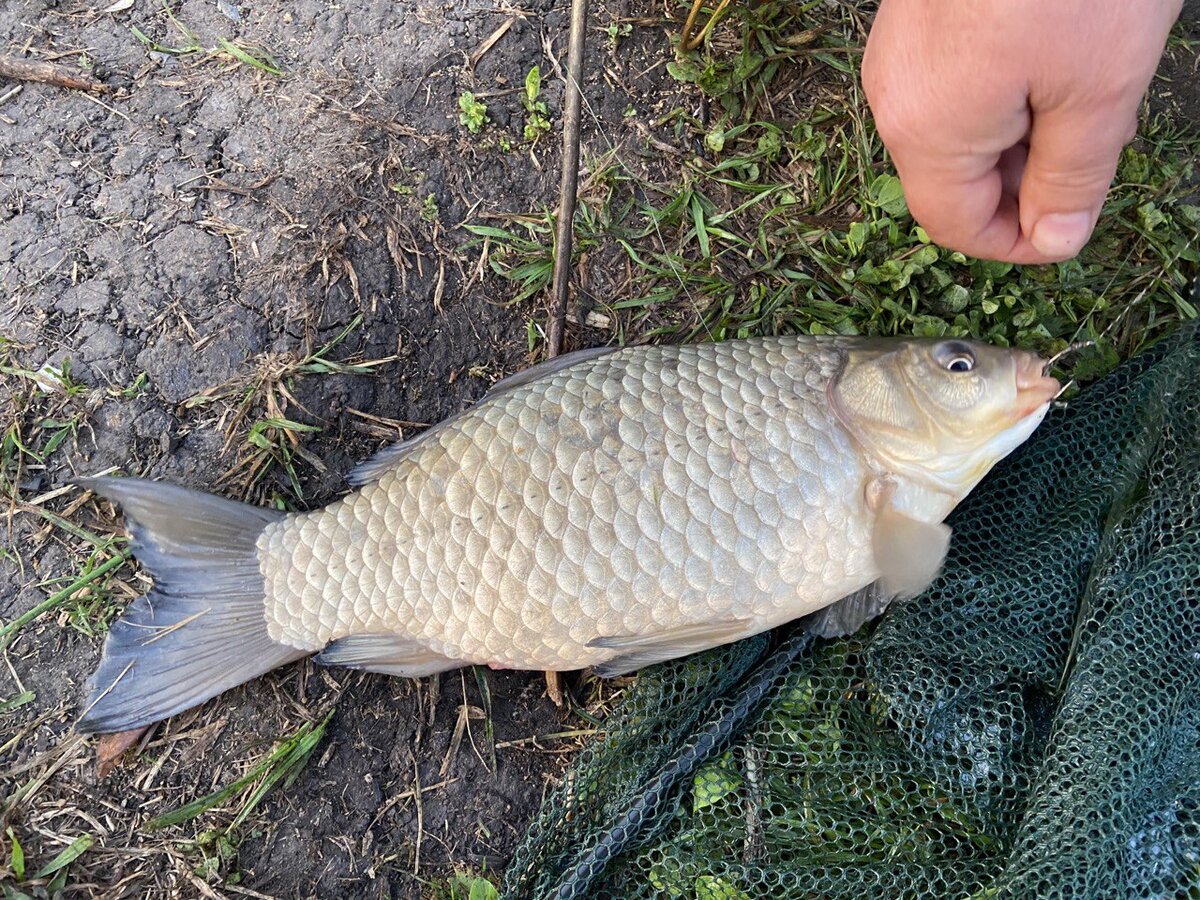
[74,476,309,734]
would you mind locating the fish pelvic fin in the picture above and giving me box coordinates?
[74,476,308,734]
[587,618,754,678]
[314,634,466,678]
[804,581,896,639]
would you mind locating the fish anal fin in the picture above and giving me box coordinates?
[587,619,752,678]
[872,500,950,601]
[314,634,465,678]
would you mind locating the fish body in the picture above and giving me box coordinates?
[260,337,870,671]
[75,333,1060,733]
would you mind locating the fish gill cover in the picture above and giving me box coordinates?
[501,317,1200,899]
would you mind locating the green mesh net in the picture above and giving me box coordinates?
[501,317,1200,900]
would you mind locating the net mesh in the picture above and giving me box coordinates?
[501,318,1200,900]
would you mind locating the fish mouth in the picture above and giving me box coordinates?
[1014,351,1062,419]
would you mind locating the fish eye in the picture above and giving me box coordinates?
[934,341,976,374]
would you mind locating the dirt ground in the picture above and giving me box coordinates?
[2,0,1199,898]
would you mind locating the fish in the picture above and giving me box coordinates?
[72,333,1060,734]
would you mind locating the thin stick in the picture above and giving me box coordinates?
[680,0,733,52]
[0,54,107,93]
[542,0,589,710]
[547,0,589,360]
[411,756,424,875]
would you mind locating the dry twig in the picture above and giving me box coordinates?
[0,53,107,93]
[542,0,590,709]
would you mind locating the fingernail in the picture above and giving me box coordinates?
[1029,212,1093,258]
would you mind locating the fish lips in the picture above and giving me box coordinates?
[1014,352,1062,419]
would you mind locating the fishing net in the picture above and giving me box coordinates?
[501,317,1200,900]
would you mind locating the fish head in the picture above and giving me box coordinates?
[830,337,1061,499]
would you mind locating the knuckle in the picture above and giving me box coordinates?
[1025,160,1116,195]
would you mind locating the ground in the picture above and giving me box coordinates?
[1,0,1199,898]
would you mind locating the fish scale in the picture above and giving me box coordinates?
[255,337,876,670]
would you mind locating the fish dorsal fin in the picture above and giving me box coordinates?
[484,344,620,396]
[313,634,465,678]
[347,344,622,487]
[587,618,753,678]
[872,500,951,601]
[804,581,896,639]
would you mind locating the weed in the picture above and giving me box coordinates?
[430,870,501,900]
[2,827,94,897]
[521,67,551,143]
[607,22,633,51]
[0,351,91,500]
[0,545,131,651]
[422,193,441,224]
[182,316,394,503]
[465,175,615,308]
[0,692,35,716]
[215,38,283,75]
[145,710,335,882]
[55,541,132,638]
[131,3,282,75]
[109,370,149,399]
[458,91,490,134]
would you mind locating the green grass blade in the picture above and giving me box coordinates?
[0,552,130,652]
[6,827,24,880]
[216,38,283,75]
[31,833,92,879]
[144,710,334,833]
[0,692,35,716]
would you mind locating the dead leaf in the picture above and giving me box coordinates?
[96,726,149,777]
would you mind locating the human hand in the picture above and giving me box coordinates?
[860,0,1183,264]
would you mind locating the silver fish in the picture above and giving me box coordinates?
[75,334,1059,733]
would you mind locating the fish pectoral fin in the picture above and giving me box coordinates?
[586,619,753,678]
[804,581,896,639]
[314,634,466,678]
[872,502,951,601]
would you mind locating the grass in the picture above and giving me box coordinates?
[0,340,138,645]
[3,827,94,898]
[484,3,1199,896]
[428,870,501,900]
[474,0,1198,387]
[144,710,335,883]
[182,315,396,505]
[0,350,88,501]
[131,2,283,75]
[0,548,131,651]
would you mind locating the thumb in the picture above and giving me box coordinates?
[1018,101,1138,260]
